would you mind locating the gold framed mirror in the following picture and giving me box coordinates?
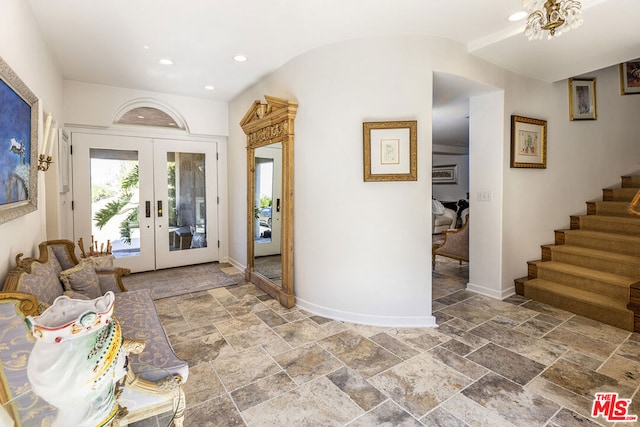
[241,96,297,308]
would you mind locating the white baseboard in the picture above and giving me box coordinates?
[466,282,515,300]
[295,297,437,328]
[226,257,246,272]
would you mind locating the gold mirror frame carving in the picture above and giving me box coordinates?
[240,96,297,308]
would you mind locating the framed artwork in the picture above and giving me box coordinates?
[569,78,597,120]
[510,115,547,169]
[363,120,417,182]
[58,129,70,193]
[432,164,458,184]
[620,59,640,95]
[0,57,39,225]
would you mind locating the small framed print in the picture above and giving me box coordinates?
[569,78,597,120]
[620,59,640,95]
[363,120,417,182]
[510,115,547,169]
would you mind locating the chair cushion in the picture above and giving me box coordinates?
[434,216,453,226]
[114,289,189,383]
[59,261,102,300]
[432,199,445,215]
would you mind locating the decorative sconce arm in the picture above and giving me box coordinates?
[37,154,53,171]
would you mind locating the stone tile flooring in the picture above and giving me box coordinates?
[132,258,640,426]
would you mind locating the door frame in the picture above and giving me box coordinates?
[67,126,229,271]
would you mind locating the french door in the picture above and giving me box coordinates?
[72,133,219,273]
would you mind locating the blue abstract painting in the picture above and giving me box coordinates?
[0,78,31,206]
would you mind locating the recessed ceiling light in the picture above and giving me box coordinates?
[204,85,215,91]
[143,45,150,50]
[508,11,528,22]
[158,58,174,65]
[137,115,145,119]
[233,55,248,62]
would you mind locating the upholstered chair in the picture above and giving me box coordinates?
[432,214,469,270]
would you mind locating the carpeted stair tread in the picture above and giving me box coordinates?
[523,278,634,330]
[548,245,640,278]
[576,215,640,236]
[561,229,640,257]
[588,201,636,217]
[536,261,635,284]
[622,175,640,187]
[604,187,638,201]
[535,261,635,300]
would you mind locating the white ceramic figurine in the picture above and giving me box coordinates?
[26,291,127,427]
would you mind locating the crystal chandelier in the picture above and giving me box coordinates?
[523,0,584,40]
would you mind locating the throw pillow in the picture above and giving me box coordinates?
[59,261,101,300]
[62,290,91,300]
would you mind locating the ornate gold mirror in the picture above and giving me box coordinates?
[241,96,297,308]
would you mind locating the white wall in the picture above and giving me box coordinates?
[432,154,469,202]
[228,34,640,326]
[228,35,510,327]
[64,81,229,136]
[0,0,64,280]
[468,91,505,298]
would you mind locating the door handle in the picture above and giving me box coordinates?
[157,200,163,217]
[145,201,151,218]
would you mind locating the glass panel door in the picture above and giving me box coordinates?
[90,149,140,258]
[153,140,218,270]
[72,133,155,272]
[166,151,207,252]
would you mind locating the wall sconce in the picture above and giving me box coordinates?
[38,113,56,172]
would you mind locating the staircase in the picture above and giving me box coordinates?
[515,174,640,332]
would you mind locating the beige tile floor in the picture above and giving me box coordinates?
[132,258,640,427]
